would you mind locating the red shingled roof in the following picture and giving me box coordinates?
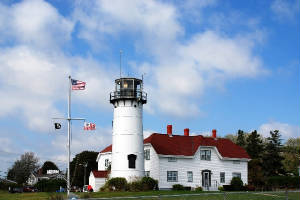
[100,145,112,153]
[100,133,250,159]
[92,170,108,178]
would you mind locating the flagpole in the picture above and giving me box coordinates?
[67,75,71,197]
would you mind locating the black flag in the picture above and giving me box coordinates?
[54,123,61,130]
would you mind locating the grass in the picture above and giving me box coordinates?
[79,190,300,200]
[0,190,299,200]
[0,190,66,200]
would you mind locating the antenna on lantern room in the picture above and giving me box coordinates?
[119,50,122,78]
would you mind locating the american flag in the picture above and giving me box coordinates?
[71,79,86,90]
[84,122,96,131]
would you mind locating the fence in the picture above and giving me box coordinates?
[79,191,300,200]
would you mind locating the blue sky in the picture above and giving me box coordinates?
[0,0,299,175]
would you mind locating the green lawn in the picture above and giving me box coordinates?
[0,190,66,200]
[79,190,300,200]
[0,190,299,200]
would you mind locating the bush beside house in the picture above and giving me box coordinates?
[101,177,158,192]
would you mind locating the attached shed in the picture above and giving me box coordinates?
[89,170,108,192]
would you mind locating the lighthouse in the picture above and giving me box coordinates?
[109,78,147,180]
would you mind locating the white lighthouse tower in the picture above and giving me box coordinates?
[109,78,147,180]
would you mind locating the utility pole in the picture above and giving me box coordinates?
[79,162,88,186]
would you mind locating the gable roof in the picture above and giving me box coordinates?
[92,170,108,178]
[100,133,250,159]
[100,145,112,153]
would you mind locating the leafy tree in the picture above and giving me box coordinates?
[236,130,247,148]
[282,138,300,175]
[246,130,263,159]
[70,151,98,187]
[41,161,59,174]
[7,152,39,184]
[262,130,284,176]
[248,159,265,188]
[224,134,237,143]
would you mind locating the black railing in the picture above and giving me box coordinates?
[110,90,147,103]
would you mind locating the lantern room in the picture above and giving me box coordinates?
[110,78,147,104]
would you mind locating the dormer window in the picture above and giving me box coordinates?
[200,150,211,161]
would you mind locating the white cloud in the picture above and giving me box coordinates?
[70,0,267,118]
[271,0,299,20]
[73,0,182,54]
[0,0,73,49]
[0,0,117,132]
[0,46,69,131]
[258,121,300,139]
[142,31,265,117]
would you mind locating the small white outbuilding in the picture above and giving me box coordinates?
[89,170,108,192]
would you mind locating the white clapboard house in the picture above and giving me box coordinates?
[89,127,250,191]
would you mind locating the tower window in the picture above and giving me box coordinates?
[128,154,137,169]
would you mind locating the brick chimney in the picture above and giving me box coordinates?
[167,125,172,136]
[212,129,217,138]
[184,128,189,136]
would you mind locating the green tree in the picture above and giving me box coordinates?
[224,134,237,143]
[41,161,59,174]
[7,152,39,184]
[236,130,247,148]
[246,130,263,159]
[282,138,300,175]
[248,159,265,188]
[70,151,98,187]
[262,130,284,176]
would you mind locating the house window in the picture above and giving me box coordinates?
[105,159,109,167]
[232,172,241,179]
[144,149,150,160]
[167,171,178,182]
[187,171,193,182]
[128,154,137,168]
[168,157,177,162]
[233,160,240,164]
[145,171,150,177]
[220,172,225,183]
[200,150,211,161]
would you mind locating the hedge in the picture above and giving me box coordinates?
[34,179,66,192]
[266,176,299,189]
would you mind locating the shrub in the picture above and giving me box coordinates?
[172,184,184,190]
[127,181,143,191]
[195,186,203,191]
[267,176,300,189]
[223,185,232,191]
[35,179,66,192]
[184,186,191,191]
[107,177,127,191]
[0,182,19,191]
[218,186,224,191]
[230,177,243,191]
[245,184,255,191]
[141,177,158,190]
